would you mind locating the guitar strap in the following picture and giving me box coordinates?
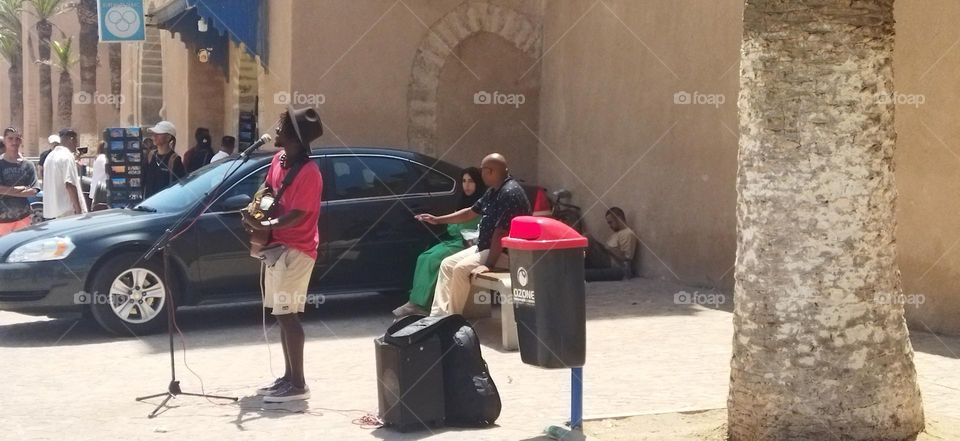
[255,156,309,248]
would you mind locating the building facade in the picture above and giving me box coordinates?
[3,0,959,335]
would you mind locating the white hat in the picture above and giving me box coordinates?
[147,121,177,137]
[48,134,60,144]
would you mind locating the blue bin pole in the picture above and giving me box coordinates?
[570,367,583,429]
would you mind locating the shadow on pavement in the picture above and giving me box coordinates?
[0,278,732,351]
[910,330,960,358]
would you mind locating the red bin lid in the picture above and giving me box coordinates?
[501,216,588,250]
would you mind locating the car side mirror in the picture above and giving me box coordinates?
[219,194,252,212]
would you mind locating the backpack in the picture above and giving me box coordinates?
[384,315,502,426]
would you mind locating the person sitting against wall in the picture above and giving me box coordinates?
[585,207,638,281]
[392,167,487,317]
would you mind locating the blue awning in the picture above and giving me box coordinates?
[153,0,266,66]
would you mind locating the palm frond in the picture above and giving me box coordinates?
[0,29,19,60]
[50,34,74,70]
[28,0,66,20]
[0,0,24,37]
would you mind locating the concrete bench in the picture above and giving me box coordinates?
[466,271,519,351]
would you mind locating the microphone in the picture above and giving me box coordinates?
[240,134,273,158]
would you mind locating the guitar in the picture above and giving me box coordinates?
[242,157,307,257]
[243,185,276,257]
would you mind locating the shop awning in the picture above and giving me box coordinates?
[153,0,266,66]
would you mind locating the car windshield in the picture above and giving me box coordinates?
[133,159,248,213]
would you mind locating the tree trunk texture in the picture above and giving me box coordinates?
[8,51,23,129]
[728,1,924,440]
[76,0,98,136]
[56,71,71,128]
[109,43,120,111]
[36,19,53,136]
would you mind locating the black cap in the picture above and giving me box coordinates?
[59,128,78,138]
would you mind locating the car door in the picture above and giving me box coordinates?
[319,154,449,291]
[195,157,328,299]
[193,164,270,299]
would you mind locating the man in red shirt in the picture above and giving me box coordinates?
[242,106,323,403]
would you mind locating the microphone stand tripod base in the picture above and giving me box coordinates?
[136,380,238,419]
[135,247,238,419]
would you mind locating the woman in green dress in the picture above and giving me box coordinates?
[393,167,486,317]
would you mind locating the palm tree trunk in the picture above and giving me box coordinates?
[36,18,53,135]
[76,0,97,135]
[56,70,71,128]
[8,50,23,129]
[728,1,924,440]
[109,43,120,111]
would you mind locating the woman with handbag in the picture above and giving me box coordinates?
[392,167,486,317]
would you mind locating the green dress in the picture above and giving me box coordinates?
[408,218,481,308]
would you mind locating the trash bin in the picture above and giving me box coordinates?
[502,216,588,368]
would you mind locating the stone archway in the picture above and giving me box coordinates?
[407,2,542,156]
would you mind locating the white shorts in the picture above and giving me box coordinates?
[263,248,315,315]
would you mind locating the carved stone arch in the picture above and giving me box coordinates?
[407,2,542,156]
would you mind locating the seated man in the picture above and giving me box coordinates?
[415,153,531,316]
[585,207,638,281]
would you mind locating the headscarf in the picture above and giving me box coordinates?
[459,167,486,209]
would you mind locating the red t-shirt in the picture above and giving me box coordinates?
[266,152,322,260]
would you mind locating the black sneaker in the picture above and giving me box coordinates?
[256,377,289,396]
[263,382,310,403]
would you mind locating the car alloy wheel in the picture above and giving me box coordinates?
[108,268,166,324]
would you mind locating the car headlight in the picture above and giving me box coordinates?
[7,237,76,263]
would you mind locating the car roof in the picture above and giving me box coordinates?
[247,146,463,175]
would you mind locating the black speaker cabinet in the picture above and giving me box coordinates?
[375,335,445,431]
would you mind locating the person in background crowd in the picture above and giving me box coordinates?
[143,121,186,198]
[0,128,39,236]
[211,136,236,162]
[90,141,109,211]
[142,137,156,154]
[416,153,531,316]
[42,129,87,219]
[585,207,638,281]
[393,167,486,317]
[37,134,60,177]
[183,127,214,173]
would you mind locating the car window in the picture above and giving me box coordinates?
[137,159,248,212]
[410,163,456,194]
[326,156,418,201]
[210,166,269,212]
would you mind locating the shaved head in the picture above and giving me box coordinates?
[482,153,508,172]
[480,153,509,188]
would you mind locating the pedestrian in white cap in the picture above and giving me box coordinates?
[37,133,61,176]
[144,121,185,198]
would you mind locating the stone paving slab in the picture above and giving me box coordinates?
[0,278,957,440]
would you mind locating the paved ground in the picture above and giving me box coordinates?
[1,278,958,440]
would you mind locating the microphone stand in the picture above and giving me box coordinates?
[135,151,260,418]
